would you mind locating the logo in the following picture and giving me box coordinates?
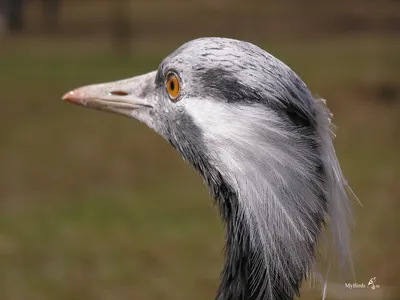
[345,277,380,290]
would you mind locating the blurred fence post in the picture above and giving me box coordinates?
[110,0,132,56]
[6,0,24,31]
[0,0,5,35]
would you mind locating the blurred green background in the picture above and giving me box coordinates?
[0,0,399,299]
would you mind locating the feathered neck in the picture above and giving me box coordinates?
[170,136,325,300]
[212,174,306,300]
[210,161,327,300]
[169,99,353,300]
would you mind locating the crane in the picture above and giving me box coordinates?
[63,37,355,300]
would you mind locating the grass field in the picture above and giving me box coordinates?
[0,1,399,299]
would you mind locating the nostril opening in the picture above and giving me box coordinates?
[110,91,129,96]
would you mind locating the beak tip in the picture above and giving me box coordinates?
[62,90,82,105]
[62,91,73,100]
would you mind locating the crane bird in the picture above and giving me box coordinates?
[63,38,355,300]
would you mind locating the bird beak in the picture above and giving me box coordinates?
[62,71,155,117]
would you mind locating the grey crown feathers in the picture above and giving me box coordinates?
[63,37,355,300]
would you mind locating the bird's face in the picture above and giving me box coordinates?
[64,39,241,148]
[63,37,315,182]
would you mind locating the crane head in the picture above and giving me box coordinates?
[63,37,355,300]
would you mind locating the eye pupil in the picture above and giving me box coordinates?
[170,80,175,90]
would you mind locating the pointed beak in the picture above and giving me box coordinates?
[62,71,155,117]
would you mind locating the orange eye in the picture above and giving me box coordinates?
[166,73,180,100]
